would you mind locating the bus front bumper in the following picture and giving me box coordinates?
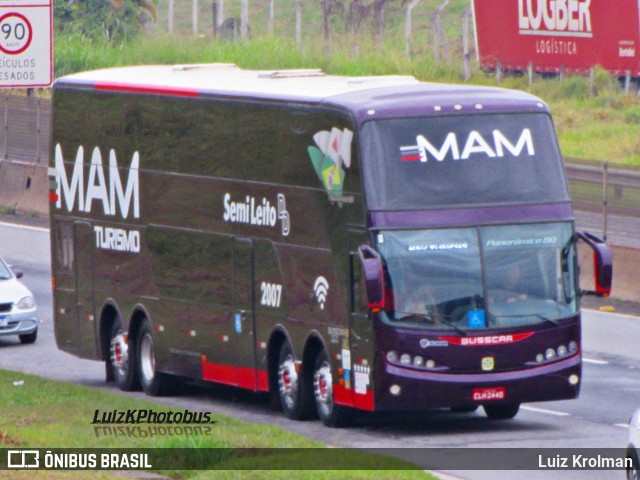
[375,354,581,411]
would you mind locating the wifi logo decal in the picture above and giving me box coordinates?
[313,276,330,310]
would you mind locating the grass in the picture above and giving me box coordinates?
[0,369,436,479]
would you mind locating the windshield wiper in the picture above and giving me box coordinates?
[395,311,467,335]
[437,315,468,335]
[397,312,467,336]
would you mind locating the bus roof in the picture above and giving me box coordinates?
[56,64,550,122]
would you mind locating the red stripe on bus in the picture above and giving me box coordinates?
[95,82,199,97]
[201,357,268,392]
[334,384,375,411]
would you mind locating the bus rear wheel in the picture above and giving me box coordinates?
[483,403,520,420]
[277,342,312,420]
[313,349,354,428]
[109,321,139,391]
[137,318,177,396]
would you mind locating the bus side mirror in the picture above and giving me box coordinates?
[357,245,385,312]
[576,231,612,297]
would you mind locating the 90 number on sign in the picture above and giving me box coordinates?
[0,12,33,55]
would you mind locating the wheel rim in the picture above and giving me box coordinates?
[110,331,128,377]
[139,332,155,384]
[278,354,298,410]
[314,360,333,418]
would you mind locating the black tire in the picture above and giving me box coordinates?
[313,349,354,428]
[277,342,313,420]
[18,327,37,344]
[450,406,479,414]
[109,321,140,391]
[483,403,520,420]
[627,449,640,480]
[136,318,177,396]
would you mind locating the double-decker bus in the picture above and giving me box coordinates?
[49,64,612,427]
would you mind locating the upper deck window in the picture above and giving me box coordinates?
[361,113,569,210]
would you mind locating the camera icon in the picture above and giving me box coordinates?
[7,450,39,469]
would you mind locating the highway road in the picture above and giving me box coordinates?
[0,219,638,480]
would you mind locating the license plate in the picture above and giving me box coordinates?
[472,387,506,402]
[0,316,8,327]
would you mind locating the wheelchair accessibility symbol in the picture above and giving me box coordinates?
[467,309,485,329]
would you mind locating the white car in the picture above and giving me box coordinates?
[627,408,640,480]
[0,256,37,344]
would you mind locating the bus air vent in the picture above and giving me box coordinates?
[172,63,237,71]
[258,69,325,79]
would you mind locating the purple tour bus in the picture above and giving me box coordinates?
[49,65,612,427]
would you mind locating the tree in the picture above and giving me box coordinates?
[54,0,157,44]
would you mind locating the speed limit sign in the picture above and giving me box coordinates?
[0,12,33,55]
[0,1,52,88]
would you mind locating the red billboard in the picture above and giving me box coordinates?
[472,0,640,75]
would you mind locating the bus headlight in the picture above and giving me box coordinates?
[531,341,579,365]
[386,351,440,370]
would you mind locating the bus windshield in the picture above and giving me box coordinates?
[377,222,578,330]
[361,113,570,210]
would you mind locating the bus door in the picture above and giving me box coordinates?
[232,237,259,389]
[74,222,98,358]
[348,229,375,410]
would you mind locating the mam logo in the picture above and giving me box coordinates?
[518,0,592,37]
[399,128,535,163]
[54,144,140,219]
[308,127,353,199]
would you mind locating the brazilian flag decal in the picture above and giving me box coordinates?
[308,127,353,198]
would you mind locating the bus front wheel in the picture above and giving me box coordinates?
[313,349,354,427]
[277,342,312,420]
[483,403,520,420]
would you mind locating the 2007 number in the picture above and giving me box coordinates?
[260,282,282,308]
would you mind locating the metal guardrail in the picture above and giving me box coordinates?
[565,159,640,247]
[566,163,640,190]
[0,95,637,245]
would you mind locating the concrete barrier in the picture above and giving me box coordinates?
[0,160,48,216]
[580,243,639,304]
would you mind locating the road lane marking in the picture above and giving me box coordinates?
[614,423,629,429]
[583,358,609,365]
[431,472,467,480]
[521,405,570,416]
[0,220,49,233]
